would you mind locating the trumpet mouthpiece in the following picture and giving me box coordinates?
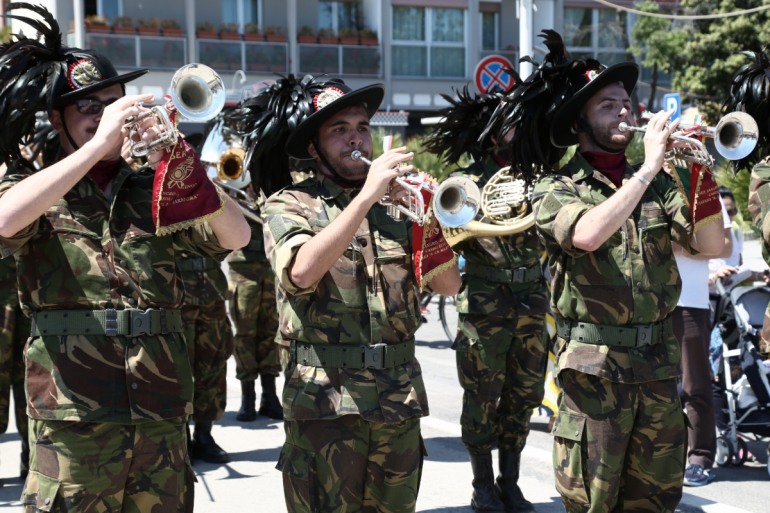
[351,150,372,165]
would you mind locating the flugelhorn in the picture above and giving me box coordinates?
[126,63,227,157]
[351,150,429,225]
[618,111,758,166]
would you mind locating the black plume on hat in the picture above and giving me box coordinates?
[0,2,146,164]
[225,74,348,197]
[423,85,506,165]
[723,48,770,172]
[493,30,606,181]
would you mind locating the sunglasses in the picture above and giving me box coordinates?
[73,97,118,115]
[727,208,738,216]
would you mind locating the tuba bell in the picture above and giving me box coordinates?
[435,166,535,246]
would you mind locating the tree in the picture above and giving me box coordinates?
[631,1,688,111]
[663,0,770,123]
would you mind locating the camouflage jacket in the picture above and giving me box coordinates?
[0,253,18,306]
[227,217,268,270]
[452,160,547,318]
[263,174,427,424]
[533,153,693,383]
[176,252,229,306]
[0,159,231,424]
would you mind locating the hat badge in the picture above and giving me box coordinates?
[585,69,602,82]
[67,58,103,91]
[313,87,345,112]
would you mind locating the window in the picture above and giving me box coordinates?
[481,11,497,52]
[97,0,120,19]
[564,7,628,65]
[392,6,466,78]
[222,0,261,28]
[319,1,364,32]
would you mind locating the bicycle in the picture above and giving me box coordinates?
[419,290,457,343]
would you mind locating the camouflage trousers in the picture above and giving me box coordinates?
[277,416,425,513]
[227,267,281,380]
[553,369,686,513]
[22,417,194,512]
[0,302,29,438]
[454,312,549,453]
[181,301,233,422]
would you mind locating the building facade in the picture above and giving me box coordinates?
[2,0,676,131]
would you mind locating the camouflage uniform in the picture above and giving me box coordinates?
[0,255,30,476]
[227,212,282,421]
[533,153,689,513]
[748,160,770,355]
[177,253,233,423]
[264,175,427,513]
[452,161,549,510]
[0,159,231,511]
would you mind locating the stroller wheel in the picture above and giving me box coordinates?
[715,436,733,467]
[731,437,749,466]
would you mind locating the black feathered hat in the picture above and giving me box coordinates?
[225,74,378,196]
[423,85,506,165]
[550,62,638,147]
[722,48,770,172]
[0,2,146,163]
[492,30,637,181]
[284,81,384,160]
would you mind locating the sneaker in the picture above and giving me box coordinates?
[683,464,716,486]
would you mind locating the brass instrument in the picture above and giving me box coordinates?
[126,63,226,157]
[214,179,262,225]
[216,144,246,182]
[436,167,535,246]
[618,111,759,167]
[351,150,430,225]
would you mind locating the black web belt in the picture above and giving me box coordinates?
[464,262,541,284]
[31,308,184,337]
[292,341,414,369]
[555,317,671,348]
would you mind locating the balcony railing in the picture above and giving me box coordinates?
[84,31,381,78]
[298,43,381,76]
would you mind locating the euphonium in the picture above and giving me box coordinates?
[618,111,758,167]
[436,166,535,246]
[126,63,227,157]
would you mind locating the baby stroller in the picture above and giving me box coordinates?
[711,284,770,477]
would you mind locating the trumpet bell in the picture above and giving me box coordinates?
[170,63,226,122]
[434,176,481,228]
[217,146,246,181]
[715,111,758,161]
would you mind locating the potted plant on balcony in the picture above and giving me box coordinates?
[161,18,183,37]
[297,25,316,44]
[219,22,240,41]
[85,15,110,33]
[243,22,263,41]
[112,16,135,35]
[338,27,359,45]
[317,27,337,45]
[196,21,218,39]
[137,17,161,36]
[265,25,287,42]
[360,28,378,46]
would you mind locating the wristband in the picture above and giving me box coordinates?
[633,170,651,186]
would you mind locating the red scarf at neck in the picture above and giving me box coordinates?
[581,151,627,187]
[87,159,122,191]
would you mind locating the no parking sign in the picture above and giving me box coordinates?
[474,55,515,94]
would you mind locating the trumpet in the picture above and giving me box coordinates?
[216,144,246,182]
[618,111,758,167]
[126,63,227,157]
[351,150,429,225]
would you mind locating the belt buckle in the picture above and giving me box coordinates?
[129,309,153,337]
[105,308,118,337]
[363,343,387,369]
[635,324,653,347]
